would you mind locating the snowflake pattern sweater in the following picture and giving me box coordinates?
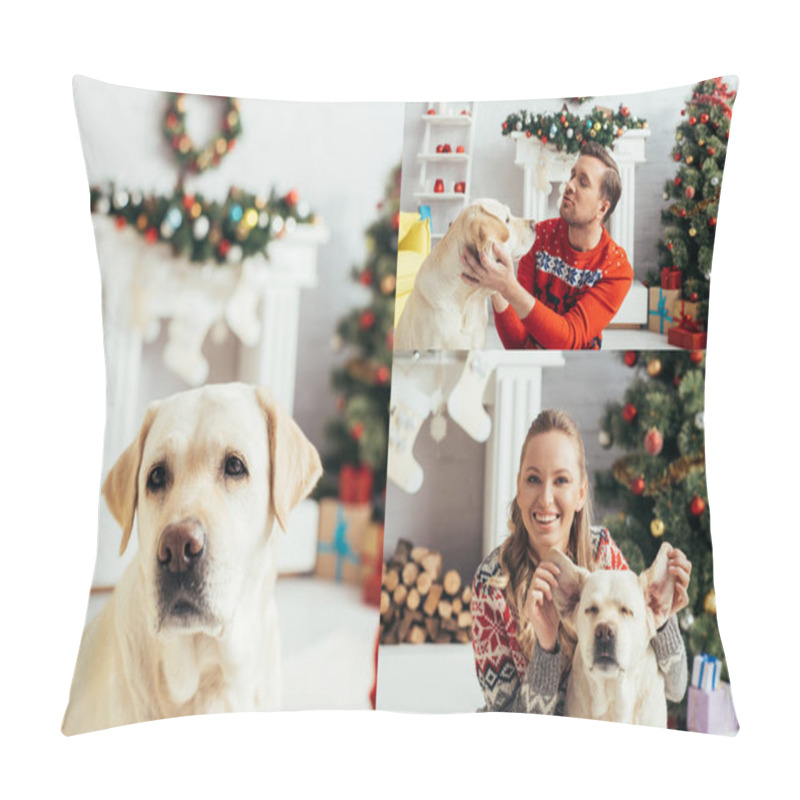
[471,527,688,714]
[494,218,633,350]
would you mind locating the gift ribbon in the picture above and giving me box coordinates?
[648,289,674,334]
[692,653,719,691]
[678,313,702,333]
[318,504,361,582]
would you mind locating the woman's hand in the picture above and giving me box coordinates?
[459,242,515,295]
[523,561,561,652]
[667,547,692,617]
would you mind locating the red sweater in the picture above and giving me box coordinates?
[494,218,633,349]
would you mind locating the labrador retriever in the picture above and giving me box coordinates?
[394,199,536,351]
[62,382,322,735]
[548,542,676,727]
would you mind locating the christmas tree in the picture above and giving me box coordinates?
[653,77,736,328]
[316,165,401,517]
[595,350,727,724]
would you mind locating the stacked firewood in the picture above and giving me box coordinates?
[379,538,473,644]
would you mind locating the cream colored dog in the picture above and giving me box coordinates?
[394,199,536,350]
[548,543,676,727]
[62,383,321,735]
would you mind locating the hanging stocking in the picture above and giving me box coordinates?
[387,378,431,494]
[447,351,493,442]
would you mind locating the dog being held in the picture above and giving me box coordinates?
[547,542,677,727]
[62,382,321,735]
[394,199,535,351]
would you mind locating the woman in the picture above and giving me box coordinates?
[471,409,691,714]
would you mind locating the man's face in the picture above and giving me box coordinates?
[559,155,610,228]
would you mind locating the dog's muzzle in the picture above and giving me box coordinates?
[592,622,618,670]
[156,518,210,629]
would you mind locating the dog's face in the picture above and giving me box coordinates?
[549,543,675,678]
[460,199,536,263]
[102,383,322,638]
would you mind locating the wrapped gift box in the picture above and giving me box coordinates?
[648,287,680,334]
[668,325,707,350]
[339,463,374,504]
[315,499,371,583]
[360,521,384,606]
[661,267,682,290]
[687,683,738,736]
[671,298,701,326]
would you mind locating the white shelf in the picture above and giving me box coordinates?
[414,192,468,202]
[416,153,470,163]
[419,114,473,126]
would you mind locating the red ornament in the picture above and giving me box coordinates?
[182,194,195,210]
[685,186,695,199]
[526,130,532,138]
[644,428,664,456]
[621,106,630,117]
[376,365,390,384]
[359,310,376,329]
[285,190,299,206]
[689,291,698,301]
[359,270,373,287]
[502,121,508,130]
[145,228,158,245]
[709,216,717,227]
[351,422,364,440]
[707,146,715,156]
[689,116,697,125]
[115,216,127,230]
[631,477,646,496]
[667,242,674,251]
[679,208,687,218]
[690,495,707,516]
[392,212,400,230]
[542,136,548,143]
[690,350,704,364]
[624,351,638,367]
[674,153,681,161]
[622,403,638,423]
[674,177,682,186]
[217,239,231,256]
[700,113,709,124]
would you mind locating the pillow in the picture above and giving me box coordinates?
[63,76,403,734]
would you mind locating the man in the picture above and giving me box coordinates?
[461,141,632,349]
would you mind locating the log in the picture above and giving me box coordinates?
[420,552,443,580]
[438,599,453,620]
[392,584,408,607]
[406,625,427,644]
[461,586,472,606]
[435,632,453,644]
[383,567,400,592]
[416,571,433,596]
[380,590,391,616]
[457,610,473,629]
[402,561,420,586]
[454,629,471,644]
[396,610,414,643]
[443,570,461,596]
[406,587,421,612]
[423,583,444,617]
[451,597,463,615]
[424,617,440,640]
[410,546,429,563]
[393,538,413,566]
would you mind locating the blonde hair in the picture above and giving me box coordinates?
[490,409,595,663]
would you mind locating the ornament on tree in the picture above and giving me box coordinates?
[622,403,638,423]
[447,352,493,442]
[704,590,716,615]
[599,429,613,449]
[644,427,664,456]
[631,476,646,496]
[624,351,638,367]
[646,358,662,377]
[680,610,695,633]
[650,518,665,538]
[690,495,707,516]
[695,411,704,430]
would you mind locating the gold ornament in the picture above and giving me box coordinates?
[647,358,662,377]
[686,155,694,165]
[650,518,665,538]
[381,274,397,295]
[689,227,697,237]
[704,590,716,615]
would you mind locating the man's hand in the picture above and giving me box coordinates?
[459,241,515,294]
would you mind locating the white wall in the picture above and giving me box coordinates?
[73,77,404,450]
[400,80,738,279]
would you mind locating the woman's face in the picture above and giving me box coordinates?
[516,431,587,561]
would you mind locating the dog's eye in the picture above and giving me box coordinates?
[224,455,248,478]
[585,605,598,615]
[146,464,167,492]
[620,606,633,617]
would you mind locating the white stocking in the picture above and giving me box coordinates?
[387,378,431,494]
[447,351,493,442]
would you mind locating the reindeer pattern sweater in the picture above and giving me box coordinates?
[494,218,633,350]
[471,527,688,714]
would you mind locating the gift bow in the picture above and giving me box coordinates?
[318,504,361,582]
[649,289,674,334]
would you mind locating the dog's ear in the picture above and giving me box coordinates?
[257,386,323,533]
[547,548,589,634]
[639,542,676,635]
[103,404,159,556]
[467,207,510,256]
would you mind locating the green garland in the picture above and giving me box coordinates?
[90,184,315,265]
[163,93,242,175]
[501,104,648,153]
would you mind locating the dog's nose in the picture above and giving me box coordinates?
[157,519,206,574]
[595,622,615,644]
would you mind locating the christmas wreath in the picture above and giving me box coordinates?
[163,92,243,175]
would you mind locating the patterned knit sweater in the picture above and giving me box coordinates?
[470,527,688,714]
[494,218,633,350]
